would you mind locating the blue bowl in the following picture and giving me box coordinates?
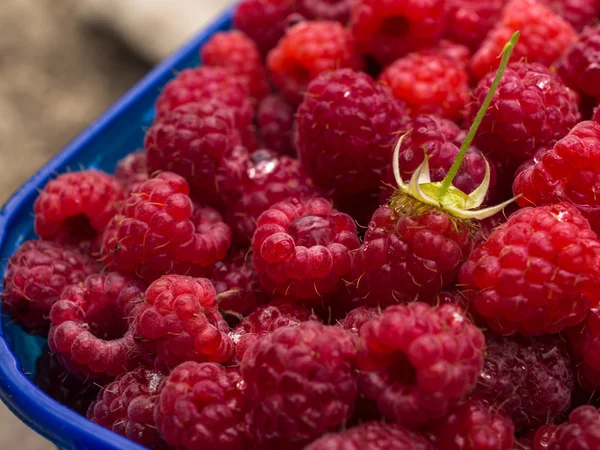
[0,7,233,449]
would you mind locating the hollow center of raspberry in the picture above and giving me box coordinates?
[86,303,129,340]
[287,215,334,247]
[379,16,410,40]
[389,352,417,386]
[62,214,96,241]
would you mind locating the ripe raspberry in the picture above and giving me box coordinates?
[297,0,355,23]
[470,0,577,80]
[242,321,358,449]
[115,151,148,196]
[155,362,246,450]
[474,333,573,430]
[466,62,581,169]
[100,173,232,283]
[34,170,123,246]
[257,94,296,156]
[426,399,515,450]
[87,367,166,449]
[379,51,469,121]
[1,240,98,332]
[445,0,506,51]
[540,0,599,30]
[546,406,600,449]
[252,197,360,300]
[267,21,364,104]
[296,68,408,197]
[132,275,233,368]
[459,202,600,335]
[564,308,600,390]
[306,421,436,450]
[48,272,142,381]
[201,30,269,101]
[340,305,380,335]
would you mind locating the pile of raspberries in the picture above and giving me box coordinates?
[8,0,600,448]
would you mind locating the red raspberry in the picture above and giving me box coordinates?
[267,21,364,104]
[252,197,360,300]
[115,151,148,196]
[340,305,380,335]
[564,308,600,390]
[459,202,600,336]
[48,272,142,381]
[297,0,356,23]
[201,30,269,101]
[426,399,515,450]
[34,170,123,246]
[351,205,472,307]
[349,0,447,65]
[296,68,408,197]
[257,94,296,156]
[87,368,166,449]
[242,321,357,449]
[379,51,469,121]
[470,0,577,80]
[546,406,600,449]
[466,62,581,169]
[306,421,436,450]
[100,173,232,283]
[132,275,233,368]
[357,303,484,428]
[540,0,599,30]
[2,240,98,332]
[155,362,247,450]
[445,0,506,51]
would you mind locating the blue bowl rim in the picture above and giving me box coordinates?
[0,7,233,449]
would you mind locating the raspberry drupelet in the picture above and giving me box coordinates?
[267,21,364,104]
[257,94,296,156]
[100,172,232,283]
[87,367,167,449]
[242,321,358,449]
[340,305,380,335]
[114,151,149,196]
[544,406,600,449]
[445,0,507,51]
[251,197,360,300]
[154,362,247,450]
[1,240,98,332]
[132,275,233,369]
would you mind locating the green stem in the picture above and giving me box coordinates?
[437,31,520,200]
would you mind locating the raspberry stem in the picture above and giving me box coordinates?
[437,31,520,200]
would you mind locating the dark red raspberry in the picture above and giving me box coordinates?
[1,240,98,332]
[466,62,581,169]
[357,303,484,428]
[226,149,320,242]
[351,205,472,307]
[445,0,506,51]
[100,173,232,283]
[340,305,380,335]
[257,94,296,156]
[470,0,576,80]
[306,421,436,450]
[155,362,247,450]
[87,367,166,449]
[546,406,600,449]
[379,51,469,121]
[201,30,269,101]
[426,399,515,450]
[267,21,364,104]
[564,308,600,390]
[296,68,408,197]
[540,0,599,30]
[242,321,357,449]
[48,272,142,381]
[252,197,360,300]
[115,151,149,196]
[297,0,356,23]
[34,170,123,246]
[132,275,233,368]
[459,202,600,336]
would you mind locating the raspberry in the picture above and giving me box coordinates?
[349,0,448,65]
[267,21,364,104]
[226,149,320,242]
[115,151,149,196]
[564,308,600,390]
[379,51,469,121]
[356,303,485,428]
[87,367,166,449]
[155,362,246,450]
[252,197,360,300]
[426,399,515,450]
[48,272,142,381]
[1,240,98,332]
[340,305,381,335]
[297,0,356,23]
[201,30,269,101]
[474,333,573,430]
[435,40,472,68]
[257,94,296,156]
[34,170,123,246]
[540,0,599,30]
[100,173,232,283]
[296,68,408,197]
[466,62,581,169]
[306,421,437,450]
[351,205,472,307]
[459,202,600,335]
[242,321,357,449]
[470,0,577,80]
[546,406,600,449]
[132,275,233,368]
[445,0,506,51]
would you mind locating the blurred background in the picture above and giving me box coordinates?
[0,0,232,447]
